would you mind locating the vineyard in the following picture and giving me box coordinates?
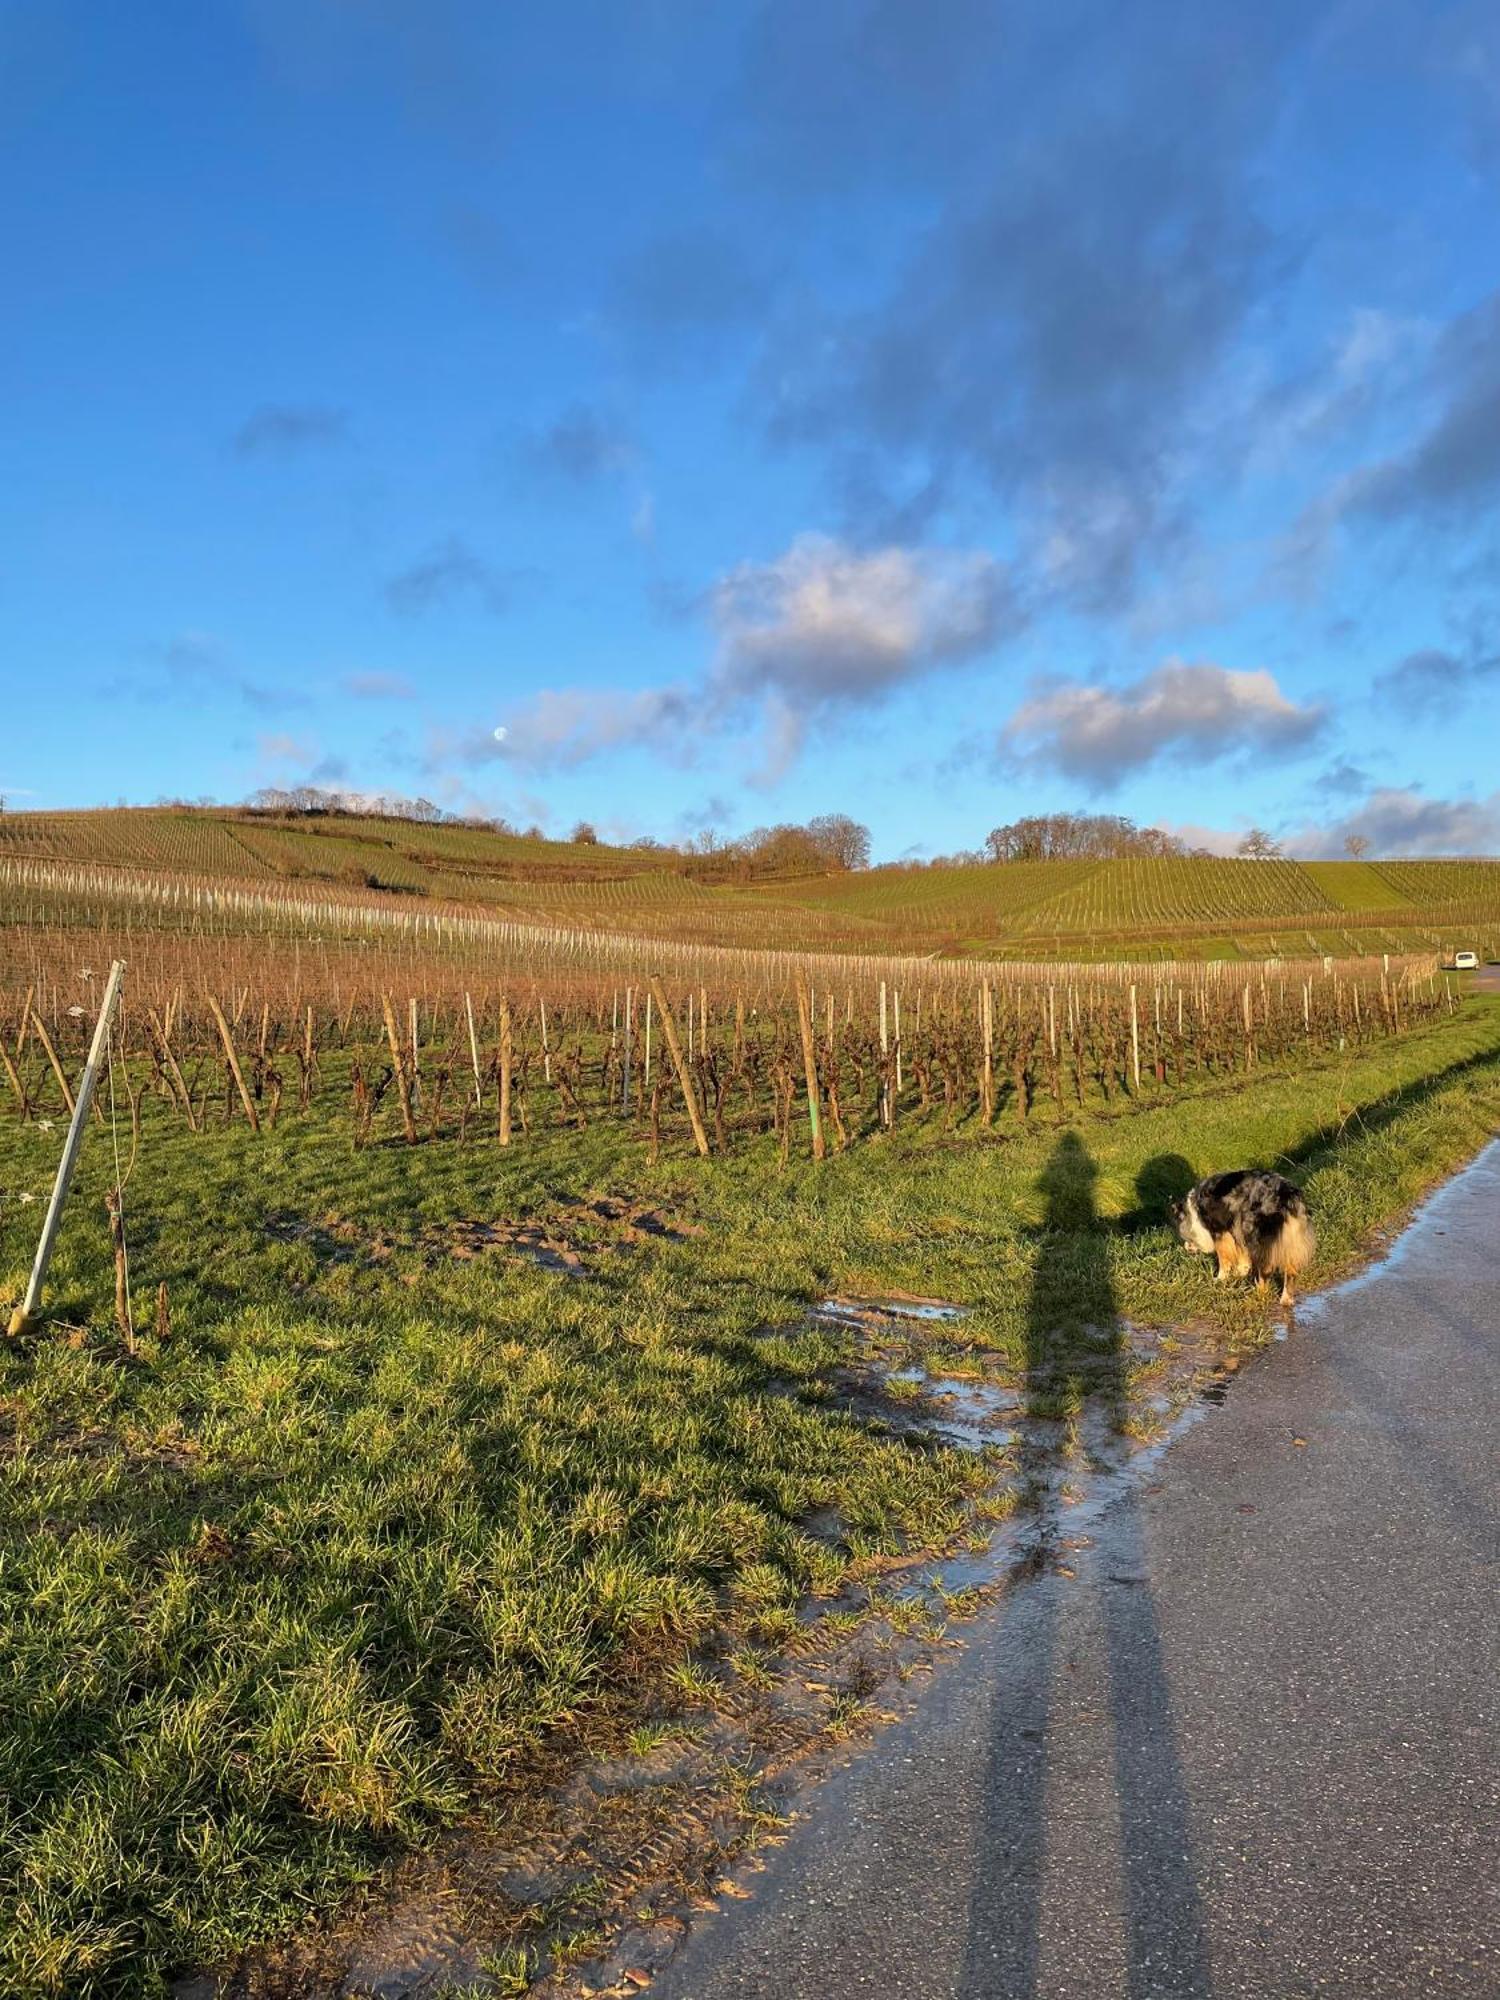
[0,841,1467,1172]
[4,814,1500,1996]
[1,807,1498,960]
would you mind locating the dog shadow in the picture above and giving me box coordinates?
[1118,1151,1198,1235]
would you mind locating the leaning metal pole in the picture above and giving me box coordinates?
[7,958,127,1338]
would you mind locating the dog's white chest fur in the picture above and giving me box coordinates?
[1183,1192,1216,1255]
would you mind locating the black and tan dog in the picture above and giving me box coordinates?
[1170,1170,1315,1306]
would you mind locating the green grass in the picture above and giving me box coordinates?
[2,1002,1500,1994]
[1301,859,1410,910]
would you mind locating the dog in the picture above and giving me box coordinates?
[1169,1170,1315,1306]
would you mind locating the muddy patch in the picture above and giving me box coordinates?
[433,1217,586,1275]
[261,1196,697,1284]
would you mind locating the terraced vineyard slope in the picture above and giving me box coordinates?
[1,807,1497,960]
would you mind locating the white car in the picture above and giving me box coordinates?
[1453,950,1479,970]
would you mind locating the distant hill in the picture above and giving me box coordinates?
[1,806,1497,961]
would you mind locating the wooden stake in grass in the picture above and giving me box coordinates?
[14,984,33,1064]
[793,969,825,1161]
[0,1037,28,1119]
[107,1189,131,1350]
[498,996,513,1146]
[206,994,260,1134]
[8,960,127,1339]
[648,977,709,1157]
[878,980,891,1128]
[980,980,994,1125]
[621,986,632,1112]
[30,1010,77,1118]
[147,1007,198,1132]
[379,993,417,1144]
[464,991,483,1105]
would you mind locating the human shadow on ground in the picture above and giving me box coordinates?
[960,1131,1213,1998]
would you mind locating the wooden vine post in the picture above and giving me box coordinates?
[207,993,260,1134]
[0,1035,28,1117]
[464,992,483,1105]
[379,993,418,1143]
[980,980,994,1125]
[878,981,891,1127]
[8,959,126,1338]
[648,977,710,1157]
[793,969,825,1160]
[147,1006,198,1131]
[621,986,633,1112]
[498,997,513,1146]
[30,1009,77,1118]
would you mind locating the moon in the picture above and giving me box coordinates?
[492,725,508,743]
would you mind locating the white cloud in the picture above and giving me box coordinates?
[1151,821,1248,858]
[440,532,1011,780]
[711,534,1011,703]
[434,684,697,773]
[257,731,318,765]
[1291,787,1500,858]
[1001,659,1326,790]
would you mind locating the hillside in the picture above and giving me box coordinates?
[1,806,1498,961]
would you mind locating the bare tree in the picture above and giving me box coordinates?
[1237,827,1283,860]
[985,812,1190,862]
[569,820,600,845]
[1343,832,1371,859]
[806,813,872,870]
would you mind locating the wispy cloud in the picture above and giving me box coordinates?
[1374,649,1468,719]
[384,538,521,616]
[515,404,636,484]
[343,670,416,701]
[232,404,349,456]
[109,630,309,714]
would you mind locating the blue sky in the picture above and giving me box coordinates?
[3,0,1498,859]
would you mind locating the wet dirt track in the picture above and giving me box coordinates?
[651,1144,1500,2000]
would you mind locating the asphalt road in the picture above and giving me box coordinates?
[654,1143,1500,2000]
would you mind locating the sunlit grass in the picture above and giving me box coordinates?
[0,1000,1498,1994]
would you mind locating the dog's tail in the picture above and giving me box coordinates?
[1266,1202,1316,1277]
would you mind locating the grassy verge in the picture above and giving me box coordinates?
[2,999,1499,1996]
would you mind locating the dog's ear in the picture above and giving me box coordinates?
[1167,1197,1184,1221]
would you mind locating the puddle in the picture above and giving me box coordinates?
[884,1369,1022,1452]
[814,1293,970,1328]
[1296,1139,1500,1319]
